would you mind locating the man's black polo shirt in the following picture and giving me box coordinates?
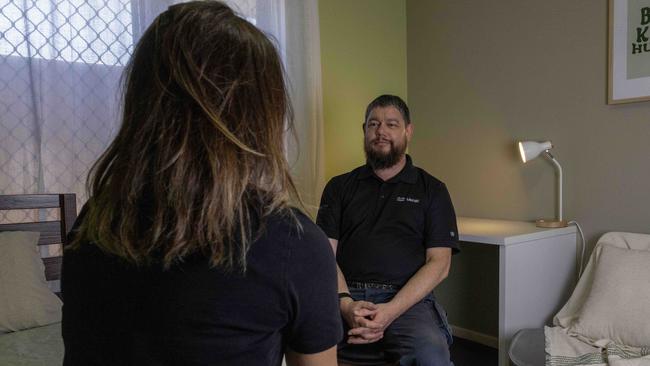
[316,155,459,287]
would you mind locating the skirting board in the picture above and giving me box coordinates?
[451,325,498,349]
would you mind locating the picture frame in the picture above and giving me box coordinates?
[608,0,650,104]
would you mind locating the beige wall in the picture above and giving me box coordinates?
[406,0,650,338]
[407,0,650,249]
[319,0,407,180]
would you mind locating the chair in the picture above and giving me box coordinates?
[336,331,398,366]
[508,328,545,366]
[337,341,399,366]
[508,231,650,366]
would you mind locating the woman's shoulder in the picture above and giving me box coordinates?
[262,208,332,260]
[268,208,328,242]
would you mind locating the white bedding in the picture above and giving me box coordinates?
[0,322,63,366]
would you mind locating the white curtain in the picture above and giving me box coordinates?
[284,0,325,218]
[227,0,326,217]
[0,0,325,218]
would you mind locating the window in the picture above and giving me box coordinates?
[0,0,133,66]
[0,0,266,225]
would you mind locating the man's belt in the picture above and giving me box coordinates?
[347,281,400,290]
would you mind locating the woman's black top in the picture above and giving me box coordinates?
[61,208,342,366]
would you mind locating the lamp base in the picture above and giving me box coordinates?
[535,219,568,228]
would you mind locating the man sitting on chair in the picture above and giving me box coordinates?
[317,95,459,366]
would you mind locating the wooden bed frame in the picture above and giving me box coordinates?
[0,194,77,286]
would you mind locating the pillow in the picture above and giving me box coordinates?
[569,244,650,347]
[0,231,62,333]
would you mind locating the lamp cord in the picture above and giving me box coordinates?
[568,220,586,280]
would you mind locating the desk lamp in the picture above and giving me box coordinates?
[518,140,568,228]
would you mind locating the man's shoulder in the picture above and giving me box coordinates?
[411,164,446,189]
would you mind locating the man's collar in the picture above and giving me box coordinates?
[394,154,418,184]
[358,154,417,184]
[357,164,374,180]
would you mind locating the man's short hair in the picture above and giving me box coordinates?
[364,94,411,125]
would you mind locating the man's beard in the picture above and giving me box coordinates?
[364,136,407,170]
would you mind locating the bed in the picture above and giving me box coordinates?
[0,193,77,366]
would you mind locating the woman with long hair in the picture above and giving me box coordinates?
[61,2,341,365]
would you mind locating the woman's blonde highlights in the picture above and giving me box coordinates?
[70,1,301,271]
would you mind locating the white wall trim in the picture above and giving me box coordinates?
[451,325,498,349]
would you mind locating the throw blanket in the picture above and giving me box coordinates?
[545,326,650,366]
[545,232,650,366]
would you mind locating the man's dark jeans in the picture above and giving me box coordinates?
[338,288,454,366]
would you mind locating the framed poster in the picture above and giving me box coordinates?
[608,0,650,104]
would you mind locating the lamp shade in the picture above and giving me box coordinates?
[518,141,553,163]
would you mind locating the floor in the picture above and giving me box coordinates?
[449,337,498,366]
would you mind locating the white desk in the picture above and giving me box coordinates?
[456,217,577,366]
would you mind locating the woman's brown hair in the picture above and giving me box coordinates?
[71,1,300,270]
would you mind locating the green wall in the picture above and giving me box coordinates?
[319,0,407,180]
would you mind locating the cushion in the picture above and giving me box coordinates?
[0,231,62,333]
[554,232,650,329]
[569,244,650,347]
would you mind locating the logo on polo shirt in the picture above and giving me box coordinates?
[396,196,420,203]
